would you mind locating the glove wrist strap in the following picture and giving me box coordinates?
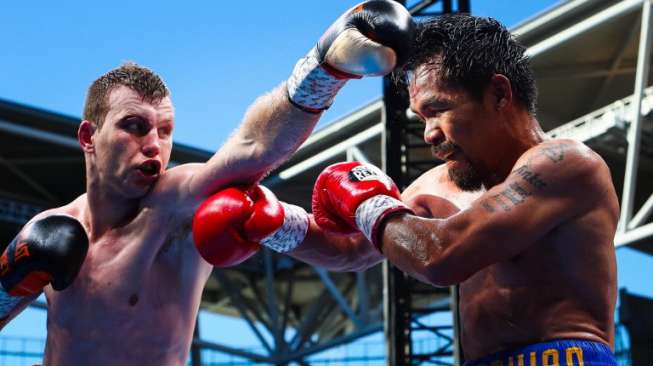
[355,195,412,251]
[261,203,309,253]
[287,47,348,112]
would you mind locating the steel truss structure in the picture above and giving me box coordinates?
[192,255,385,365]
[538,0,653,253]
[550,83,653,249]
[384,1,470,365]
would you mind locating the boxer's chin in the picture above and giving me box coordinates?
[447,159,483,192]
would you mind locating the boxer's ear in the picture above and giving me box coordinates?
[490,74,512,111]
[78,120,96,153]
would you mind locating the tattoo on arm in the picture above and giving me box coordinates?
[491,194,513,211]
[481,201,496,212]
[513,165,546,189]
[479,142,575,213]
[481,164,549,213]
[481,160,547,212]
[539,142,575,164]
[501,182,532,205]
[484,181,533,212]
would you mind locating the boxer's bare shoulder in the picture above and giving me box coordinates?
[141,163,203,211]
[501,138,620,222]
[402,164,482,217]
[22,195,87,225]
[458,138,620,358]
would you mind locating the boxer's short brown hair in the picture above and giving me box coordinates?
[83,63,170,128]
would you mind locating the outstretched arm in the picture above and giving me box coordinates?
[191,163,464,271]
[181,0,414,206]
[191,87,320,196]
[189,1,415,267]
[287,218,383,272]
[192,183,384,271]
[0,215,88,329]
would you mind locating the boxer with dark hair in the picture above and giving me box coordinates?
[0,2,415,365]
[208,14,619,366]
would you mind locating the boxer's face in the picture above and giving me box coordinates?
[408,62,498,191]
[90,85,174,198]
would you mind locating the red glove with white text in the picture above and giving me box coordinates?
[193,186,309,267]
[312,162,412,250]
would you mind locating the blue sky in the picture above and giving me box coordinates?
[1,0,563,151]
[1,0,652,363]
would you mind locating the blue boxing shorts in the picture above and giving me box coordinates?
[464,339,616,366]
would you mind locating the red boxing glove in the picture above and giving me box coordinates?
[193,186,309,267]
[312,162,412,249]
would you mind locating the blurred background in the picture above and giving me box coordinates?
[1,0,652,365]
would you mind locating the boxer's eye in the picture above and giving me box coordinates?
[409,110,425,123]
[120,116,149,136]
[158,126,172,139]
[425,105,448,117]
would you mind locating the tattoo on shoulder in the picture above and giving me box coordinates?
[513,165,547,189]
[540,143,575,163]
[479,143,580,214]
[481,201,496,212]
[481,160,554,213]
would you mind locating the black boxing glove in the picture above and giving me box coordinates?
[287,0,415,113]
[0,215,88,320]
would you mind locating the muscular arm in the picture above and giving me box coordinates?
[379,141,615,286]
[188,84,321,200]
[285,167,463,273]
[168,1,414,210]
[287,217,384,272]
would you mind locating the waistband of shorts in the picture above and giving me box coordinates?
[463,339,616,366]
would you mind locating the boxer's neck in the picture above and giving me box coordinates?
[84,172,140,239]
[479,112,547,188]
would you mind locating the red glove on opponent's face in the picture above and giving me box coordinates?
[312,161,412,249]
[193,186,309,267]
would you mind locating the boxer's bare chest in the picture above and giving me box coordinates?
[45,207,200,342]
[458,213,615,359]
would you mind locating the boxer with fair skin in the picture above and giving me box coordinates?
[210,15,619,365]
[0,2,416,365]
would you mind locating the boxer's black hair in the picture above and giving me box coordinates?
[395,14,537,114]
[83,63,170,128]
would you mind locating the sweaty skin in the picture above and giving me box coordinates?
[4,83,321,366]
[288,140,618,361]
[382,143,619,360]
[41,193,207,364]
[369,61,620,360]
[292,60,620,361]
